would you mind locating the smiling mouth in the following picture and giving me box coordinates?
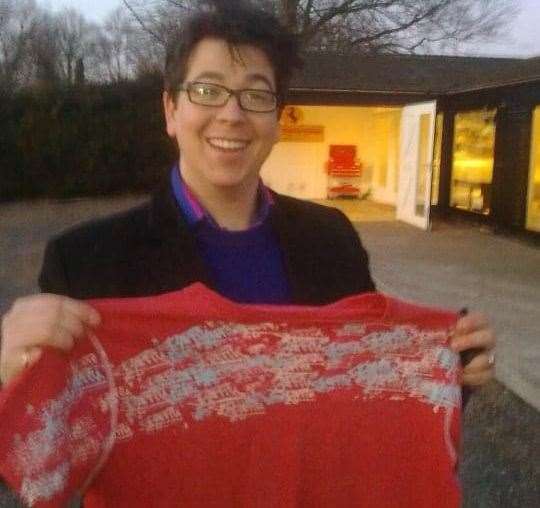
[207,137,250,151]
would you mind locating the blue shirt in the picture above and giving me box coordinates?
[170,166,291,304]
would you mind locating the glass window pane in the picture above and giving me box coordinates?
[526,106,540,232]
[431,113,443,206]
[450,109,496,215]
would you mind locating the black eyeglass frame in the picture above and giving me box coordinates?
[177,81,279,113]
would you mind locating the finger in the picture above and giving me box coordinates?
[462,351,495,375]
[9,294,63,318]
[58,311,88,340]
[1,312,52,351]
[462,370,494,387]
[451,329,496,353]
[455,312,489,334]
[60,298,101,327]
[47,325,76,351]
[5,295,99,335]
[1,299,96,362]
[41,308,94,350]
[0,347,42,386]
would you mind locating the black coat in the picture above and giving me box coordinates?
[39,183,375,304]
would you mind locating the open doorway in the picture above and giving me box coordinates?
[261,103,436,228]
[261,105,401,213]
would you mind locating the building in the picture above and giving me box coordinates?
[261,54,540,236]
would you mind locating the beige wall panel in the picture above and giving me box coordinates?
[262,106,377,200]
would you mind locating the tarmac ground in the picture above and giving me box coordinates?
[0,196,539,507]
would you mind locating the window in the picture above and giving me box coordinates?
[431,113,443,206]
[415,113,431,217]
[526,106,540,232]
[450,109,496,215]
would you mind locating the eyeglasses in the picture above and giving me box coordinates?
[178,82,278,113]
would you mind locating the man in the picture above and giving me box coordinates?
[0,3,494,389]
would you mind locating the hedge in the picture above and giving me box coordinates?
[0,77,177,201]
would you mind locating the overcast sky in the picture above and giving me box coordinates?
[40,0,540,58]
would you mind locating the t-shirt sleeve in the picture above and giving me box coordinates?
[0,338,115,507]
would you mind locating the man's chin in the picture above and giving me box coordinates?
[206,170,259,192]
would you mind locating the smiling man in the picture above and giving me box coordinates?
[0,3,494,395]
[163,38,281,230]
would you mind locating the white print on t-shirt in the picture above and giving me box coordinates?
[10,353,110,505]
[110,321,459,430]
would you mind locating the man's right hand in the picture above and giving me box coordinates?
[0,294,101,386]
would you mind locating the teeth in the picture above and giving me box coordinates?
[208,138,249,150]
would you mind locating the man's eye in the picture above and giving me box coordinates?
[194,85,220,97]
[245,91,272,103]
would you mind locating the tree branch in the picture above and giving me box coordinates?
[122,0,165,44]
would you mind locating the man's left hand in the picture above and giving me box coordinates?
[451,312,496,387]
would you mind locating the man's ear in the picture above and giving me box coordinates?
[163,91,177,138]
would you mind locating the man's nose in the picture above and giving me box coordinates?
[216,93,246,121]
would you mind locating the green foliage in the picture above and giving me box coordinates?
[0,78,176,201]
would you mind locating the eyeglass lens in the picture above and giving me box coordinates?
[187,83,276,112]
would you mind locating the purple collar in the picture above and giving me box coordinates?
[170,164,274,230]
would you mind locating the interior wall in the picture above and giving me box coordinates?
[261,105,401,201]
[370,109,401,204]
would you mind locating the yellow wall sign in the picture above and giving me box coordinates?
[279,106,324,142]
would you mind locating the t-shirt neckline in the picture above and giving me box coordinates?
[179,282,391,323]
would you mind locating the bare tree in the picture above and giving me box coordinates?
[299,0,519,53]
[121,0,199,45]
[54,8,99,85]
[30,12,60,86]
[0,2,104,89]
[122,0,518,54]
[0,0,41,93]
[88,2,177,81]
[91,7,134,82]
[1,0,518,90]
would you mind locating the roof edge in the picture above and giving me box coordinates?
[446,76,540,95]
[289,87,431,96]
[291,74,540,97]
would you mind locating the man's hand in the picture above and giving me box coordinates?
[451,311,496,387]
[0,294,101,386]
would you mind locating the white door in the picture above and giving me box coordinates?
[397,101,437,229]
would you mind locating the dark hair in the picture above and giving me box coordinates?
[164,2,302,106]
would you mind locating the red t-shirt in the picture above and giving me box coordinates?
[0,284,461,507]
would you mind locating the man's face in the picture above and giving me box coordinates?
[163,37,280,196]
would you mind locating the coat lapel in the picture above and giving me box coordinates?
[144,182,213,294]
[268,194,307,303]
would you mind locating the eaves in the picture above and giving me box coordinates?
[289,87,438,96]
[444,76,540,95]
